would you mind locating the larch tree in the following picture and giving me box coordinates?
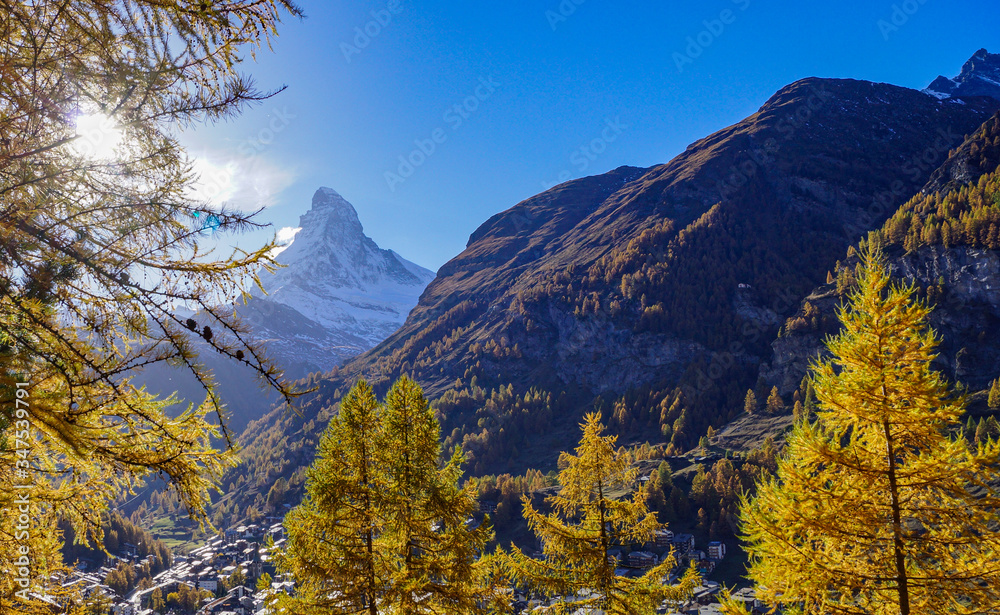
[380,376,494,615]
[988,378,1000,410]
[0,0,302,611]
[507,413,698,615]
[765,386,783,415]
[739,246,1000,615]
[276,380,389,615]
[744,389,757,415]
[277,377,494,615]
[792,400,805,422]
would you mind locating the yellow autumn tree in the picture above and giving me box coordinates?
[380,376,494,614]
[275,380,388,615]
[276,377,494,615]
[988,378,1000,410]
[508,413,697,614]
[740,246,1000,615]
[0,1,302,612]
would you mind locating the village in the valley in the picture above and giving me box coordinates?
[55,510,761,615]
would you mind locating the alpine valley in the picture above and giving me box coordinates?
[151,50,1000,550]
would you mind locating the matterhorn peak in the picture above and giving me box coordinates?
[925,48,1000,102]
[254,187,435,346]
[302,186,364,231]
[312,186,351,209]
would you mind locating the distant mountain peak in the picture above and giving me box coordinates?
[316,185,343,197]
[313,186,353,211]
[301,186,364,234]
[925,49,1000,101]
[255,187,435,346]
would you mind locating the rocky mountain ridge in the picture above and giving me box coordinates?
[926,48,1000,101]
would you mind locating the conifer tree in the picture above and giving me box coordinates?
[380,376,493,615]
[989,378,1000,410]
[975,417,989,446]
[150,587,166,612]
[276,381,387,615]
[765,386,783,414]
[740,247,1000,615]
[277,377,493,615]
[744,389,758,415]
[792,400,805,422]
[802,381,817,414]
[507,414,697,614]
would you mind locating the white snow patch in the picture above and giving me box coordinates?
[922,89,951,100]
[276,226,302,243]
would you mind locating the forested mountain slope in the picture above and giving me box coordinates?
[763,113,1000,410]
[214,69,1000,524]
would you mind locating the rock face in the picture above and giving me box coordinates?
[895,247,1000,387]
[925,49,1000,101]
[763,246,1000,398]
[758,284,839,396]
[543,302,704,394]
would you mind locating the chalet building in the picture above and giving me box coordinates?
[628,551,657,569]
[707,541,726,560]
[671,533,696,554]
[654,529,675,548]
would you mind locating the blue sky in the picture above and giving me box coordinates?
[182,0,1000,271]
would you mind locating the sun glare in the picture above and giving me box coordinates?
[73,113,123,160]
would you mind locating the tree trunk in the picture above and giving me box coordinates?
[883,419,910,615]
[362,435,379,615]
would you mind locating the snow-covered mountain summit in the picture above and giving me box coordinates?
[925,48,1000,101]
[139,187,436,432]
[251,187,435,354]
